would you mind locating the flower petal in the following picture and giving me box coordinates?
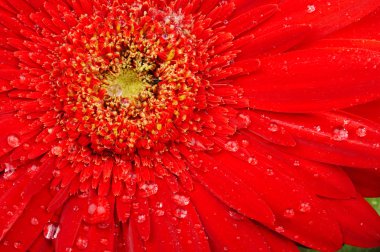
[238,47,380,112]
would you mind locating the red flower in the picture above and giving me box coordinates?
[0,0,380,251]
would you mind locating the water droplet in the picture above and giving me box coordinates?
[139,183,158,197]
[51,146,63,156]
[155,209,165,216]
[7,135,20,148]
[306,4,316,13]
[27,165,39,173]
[100,238,109,246]
[172,194,190,206]
[137,214,146,223]
[87,203,97,215]
[238,114,251,127]
[13,241,22,249]
[174,208,188,219]
[247,157,258,165]
[156,202,163,208]
[293,160,300,167]
[3,163,16,180]
[283,208,295,218]
[224,141,239,152]
[30,217,39,225]
[332,127,348,141]
[356,127,367,137]
[241,139,249,147]
[43,223,60,240]
[223,20,229,25]
[313,125,321,132]
[299,202,311,213]
[76,237,88,249]
[266,169,274,176]
[275,226,285,233]
[268,122,279,132]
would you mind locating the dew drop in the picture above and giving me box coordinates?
[332,127,348,141]
[313,125,321,132]
[299,202,311,213]
[174,208,188,219]
[223,20,229,25]
[268,122,279,132]
[30,217,39,226]
[137,214,146,223]
[283,208,295,218]
[155,209,165,216]
[224,141,239,152]
[266,169,274,176]
[293,160,300,167]
[76,237,88,250]
[100,238,109,246]
[172,194,190,206]
[13,241,22,249]
[247,157,258,165]
[43,223,60,240]
[3,163,16,180]
[87,203,97,215]
[306,4,316,13]
[156,202,163,209]
[241,139,249,147]
[356,127,367,138]
[275,226,285,233]
[7,135,20,148]
[139,183,158,197]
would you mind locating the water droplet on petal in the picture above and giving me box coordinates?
[7,135,20,148]
[174,208,188,219]
[76,237,88,249]
[275,226,285,233]
[266,169,274,176]
[155,209,165,216]
[224,141,239,152]
[332,127,348,141]
[30,217,39,225]
[247,157,258,165]
[43,223,60,240]
[137,214,146,223]
[299,202,311,213]
[3,163,16,180]
[306,4,316,13]
[268,122,279,132]
[356,127,367,137]
[293,160,300,167]
[283,208,295,218]
[172,194,190,206]
[13,241,22,249]
[87,203,97,215]
[139,183,158,197]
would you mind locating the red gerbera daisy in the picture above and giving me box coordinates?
[1,0,380,251]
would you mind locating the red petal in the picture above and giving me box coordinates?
[238,48,380,112]
[323,196,380,247]
[266,111,380,168]
[190,183,271,252]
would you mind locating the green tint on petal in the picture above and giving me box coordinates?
[299,198,380,252]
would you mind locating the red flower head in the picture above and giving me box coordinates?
[0,0,380,251]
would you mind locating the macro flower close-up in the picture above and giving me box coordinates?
[1,0,380,251]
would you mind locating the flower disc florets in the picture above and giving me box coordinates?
[53,2,202,155]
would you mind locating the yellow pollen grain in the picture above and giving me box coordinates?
[156,124,162,130]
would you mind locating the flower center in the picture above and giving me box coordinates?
[105,69,148,99]
[51,2,203,156]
